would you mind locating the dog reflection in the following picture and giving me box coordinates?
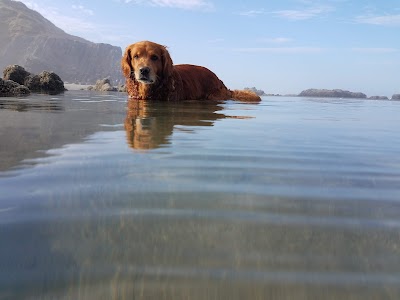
[125,100,170,149]
[124,100,228,150]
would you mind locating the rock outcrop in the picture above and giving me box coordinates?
[88,79,126,92]
[2,64,30,85]
[0,0,123,85]
[0,78,30,97]
[3,65,65,94]
[27,71,65,93]
[299,89,367,99]
[368,96,389,100]
[245,87,266,96]
[89,78,117,92]
[392,94,400,100]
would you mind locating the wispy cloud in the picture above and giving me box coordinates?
[123,0,214,11]
[258,37,293,44]
[355,14,400,26]
[272,5,334,20]
[234,47,324,54]
[351,48,398,54]
[72,5,94,16]
[238,9,265,17]
[19,1,96,34]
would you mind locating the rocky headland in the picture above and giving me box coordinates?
[298,89,367,99]
[0,0,122,85]
[298,89,399,100]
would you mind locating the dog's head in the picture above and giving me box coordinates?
[121,41,173,85]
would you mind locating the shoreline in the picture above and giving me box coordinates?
[64,83,91,91]
[62,84,399,100]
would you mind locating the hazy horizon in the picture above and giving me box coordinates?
[11,0,400,96]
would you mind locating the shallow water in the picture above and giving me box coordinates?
[1,91,400,299]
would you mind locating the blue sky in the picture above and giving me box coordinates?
[18,0,400,96]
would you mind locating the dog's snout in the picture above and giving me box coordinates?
[140,67,150,76]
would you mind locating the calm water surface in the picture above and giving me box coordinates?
[0,91,399,299]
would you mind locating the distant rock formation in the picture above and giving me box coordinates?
[0,77,30,97]
[244,87,266,96]
[0,0,123,85]
[3,64,65,94]
[368,96,389,100]
[88,78,117,92]
[392,94,400,100]
[88,79,126,92]
[299,89,367,99]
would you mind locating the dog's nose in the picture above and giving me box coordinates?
[140,67,150,76]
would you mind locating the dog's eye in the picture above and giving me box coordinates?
[133,54,139,59]
[150,55,159,61]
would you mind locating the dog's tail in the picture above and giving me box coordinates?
[230,89,262,102]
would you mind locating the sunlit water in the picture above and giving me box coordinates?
[1,91,399,299]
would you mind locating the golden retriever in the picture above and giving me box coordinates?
[121,41,261,101]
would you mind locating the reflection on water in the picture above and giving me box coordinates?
[0,97,64,112]
[1,92,400,299]
[125,100,229,150]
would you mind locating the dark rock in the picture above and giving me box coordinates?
[392,94,400,100]
[29,71,65,94]
[0,78,30,97]
[2,65,65,94]
[24,74,40,90]
[299,89,367,99]
[3,64,31,85]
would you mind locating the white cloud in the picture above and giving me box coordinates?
[238,9,265,17]
[72,5,94,16]
[234,47,324,54]
[355,14,400,26]
[51,15,96,33]
[18,1,96,35]
[272,5,334,20]
[124,0,213,10]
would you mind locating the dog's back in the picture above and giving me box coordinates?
[174,64,231,100]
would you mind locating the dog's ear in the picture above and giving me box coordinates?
[161,46,173,78]
[121,47,133,78]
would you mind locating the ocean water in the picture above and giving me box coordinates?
[0,91,400,299]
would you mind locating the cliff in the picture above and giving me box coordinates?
[0,0,122,84]
[299,89,367,99]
